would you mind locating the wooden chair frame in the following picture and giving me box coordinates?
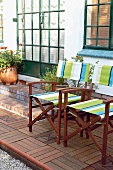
[62,85,113,165]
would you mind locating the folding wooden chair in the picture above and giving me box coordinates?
[63,64,113,165]
[27,60,90,144]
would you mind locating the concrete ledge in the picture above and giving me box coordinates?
[18,74,40,82]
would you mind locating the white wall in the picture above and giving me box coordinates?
[64,0,85,60]
[3,0,17,50]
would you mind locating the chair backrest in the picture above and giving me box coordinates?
[56,60,66,78]
[92,65,113,86]
[56,60,91,87]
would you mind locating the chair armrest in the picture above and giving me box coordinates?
[103,98,113,104]
[27,81,58,95]
[27,81,58,85]
[61,87,94,93]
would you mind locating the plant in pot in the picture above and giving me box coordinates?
[0,50,22,85]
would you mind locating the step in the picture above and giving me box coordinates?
[0,82,45,119]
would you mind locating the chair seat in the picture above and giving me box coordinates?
[31,92,81,105]
[68,98,113,119]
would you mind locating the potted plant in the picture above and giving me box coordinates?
[0,50,22,85]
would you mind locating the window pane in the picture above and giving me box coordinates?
[33,0,39,12]
[43,13,49,29]
[26,46,32,60]
[50,48,58,63]
[41,47,48,62]
[86,27,97,39]
[33,30,40,45]
[60,0,65,10]
[25,14,31,28]
[100,0,110,3]
[87,6,98,26]
[86,39,96,46]
[98,27,109,39]
[59,30,65,46]
[25,0,31,12]
[50,31,58,46]
[50,12,58,28]
[60,12,65,28]
[33,46,39,61]
[99,5,110,26]
[42,30,48,46]
[59,48,64,60]
[18,15,23,29]
[25,30,32,44]
[98,40,108,47]
[87,0,98,5]
[41,0,49,11]
[33,14,39,28]
[50,0,58,10]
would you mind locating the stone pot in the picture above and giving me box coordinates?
[0,66,18,85]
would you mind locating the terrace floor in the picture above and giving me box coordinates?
[0,83,113,170]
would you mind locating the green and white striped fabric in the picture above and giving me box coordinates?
[68,99,113,119]
[92,65,113,86]
[31,92,81,106]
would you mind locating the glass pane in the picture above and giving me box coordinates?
[59,30,65,46]
[60,0,65,10]
[50,0,58,11]
[60,12,65,28]
[18,15,23,29]
[42,30,48,46]
[98,40,108,47]
[41,0,49,11]
[18,0,24,13]
[100,0,110,3]
[86,27,97,39]
[50,12,58,28]
[86,39,96,46]
[50,48,58,64]
[59,48,64,61]
[33,30,40,45]
[87,0,98,5]
[99,5,110,26]
[19,30,23,44]
[50,31,58,46]
[25,30,32,44]
[25,0,31,12]
[98,27,109,39]
[33,46,39,61]
[44,13,49,29]
[26,46,32,60]
[87,6,98,26]
[25,14,31,28]
[33,14,39,28]
[41,47,48,62]
[33,0,39,12]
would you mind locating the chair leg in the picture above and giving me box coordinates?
[56,109,61,144]
[29,96,32,132]
[102,120,108,165]
[86,114,90,139]
[102,103,109,165]
[64,108,67,147]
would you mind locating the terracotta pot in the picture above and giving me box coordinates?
[0,67,18,85]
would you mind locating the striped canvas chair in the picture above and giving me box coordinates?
[63,64,113,165]
[27,60,90,144]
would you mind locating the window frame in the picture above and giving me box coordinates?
[83,0,113,50]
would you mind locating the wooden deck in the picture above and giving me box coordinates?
[0,107,113,170]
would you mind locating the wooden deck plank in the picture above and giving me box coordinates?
[1,107,113,170]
